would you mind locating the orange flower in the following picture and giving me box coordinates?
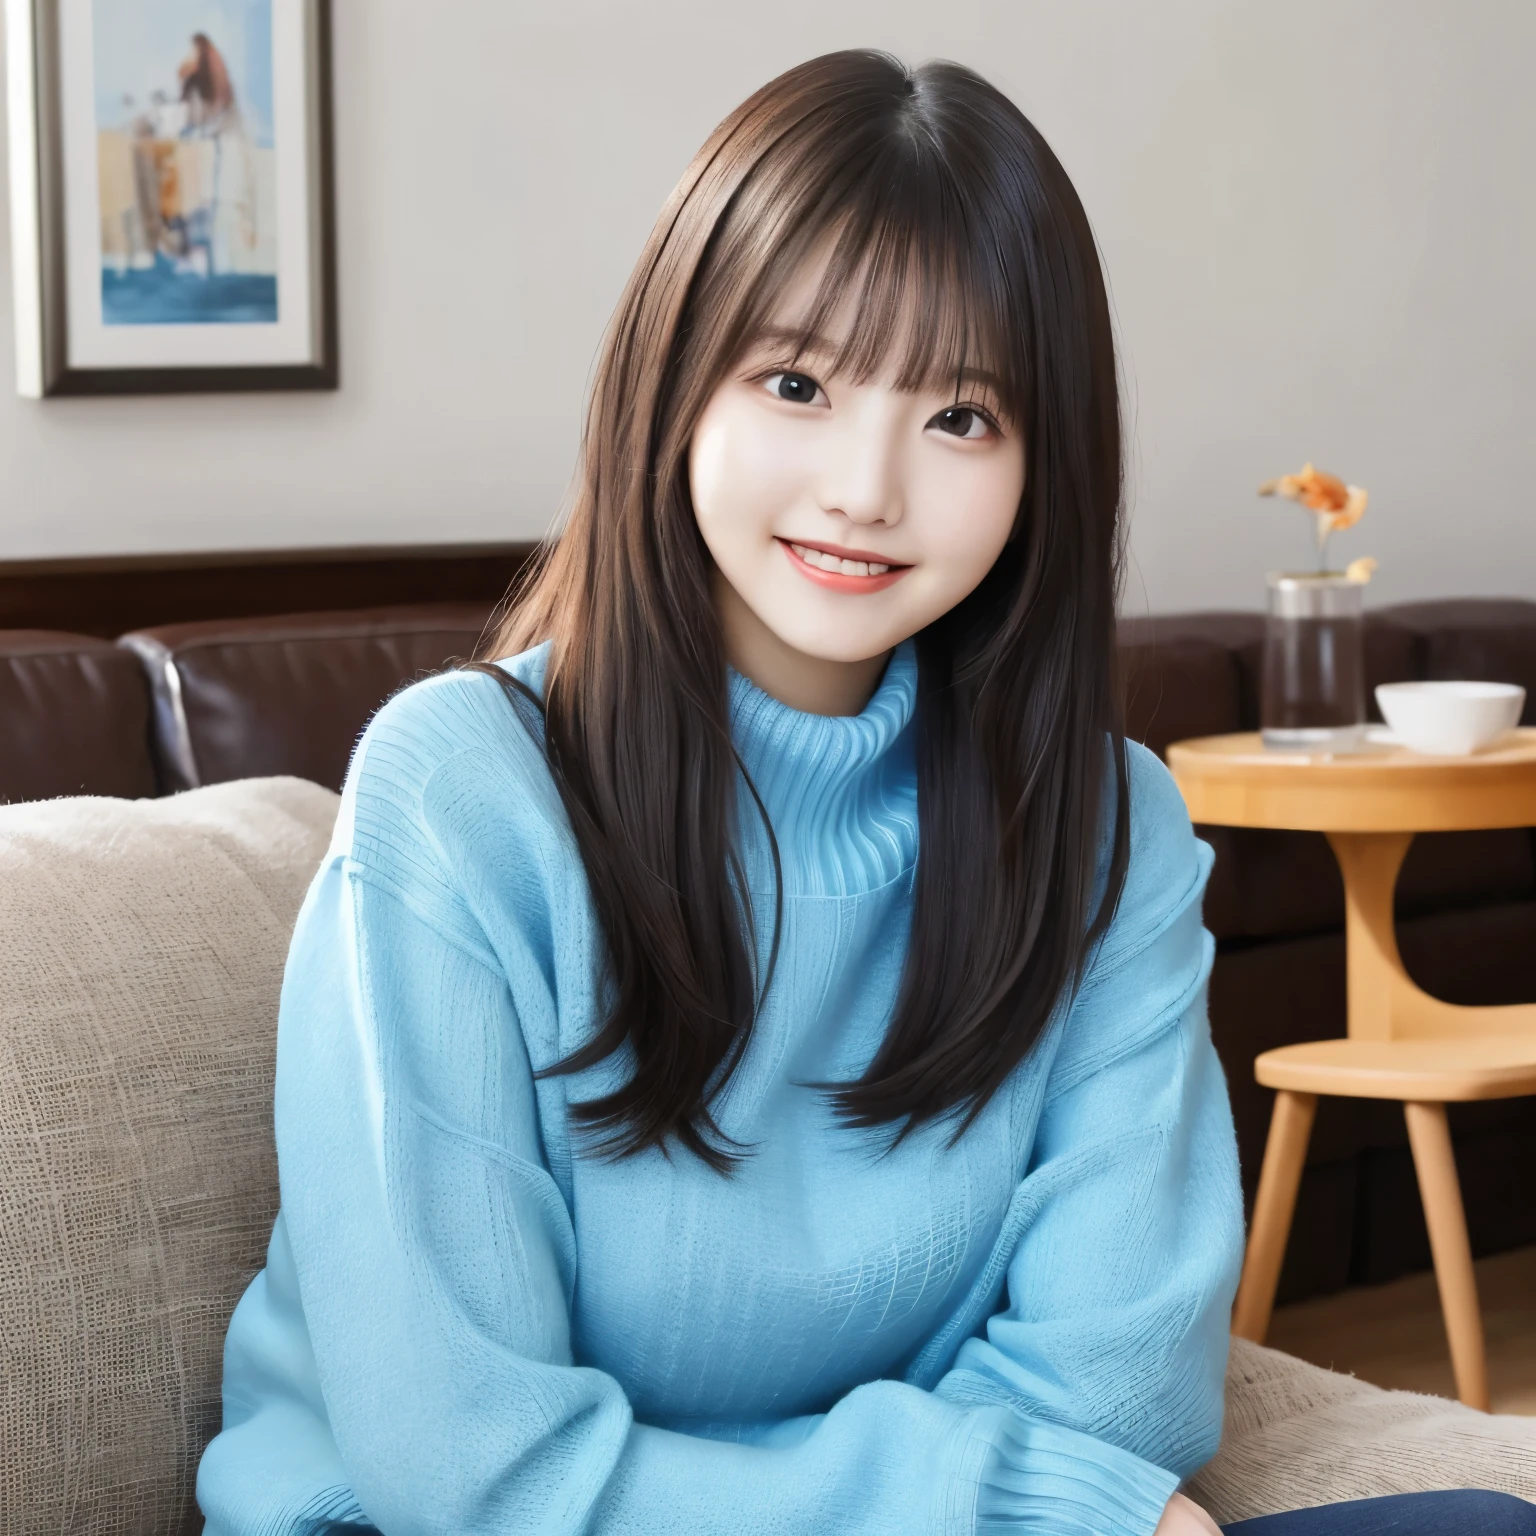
[1258,462,1368,530]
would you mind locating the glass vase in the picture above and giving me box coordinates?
[1261,571,1367,751]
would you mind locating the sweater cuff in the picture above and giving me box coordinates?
[967,1406,1181,1536]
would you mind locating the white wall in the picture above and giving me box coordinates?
[1,0,1532,615]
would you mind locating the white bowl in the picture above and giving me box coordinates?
[1374,681,1525,756]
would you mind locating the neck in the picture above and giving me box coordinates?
[711,566,893,717]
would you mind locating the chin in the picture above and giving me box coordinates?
[768,620,910,666]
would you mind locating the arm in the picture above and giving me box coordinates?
[934,745,1247,1524]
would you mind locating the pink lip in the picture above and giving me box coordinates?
[777,537,912,594]
[785,537,910,565]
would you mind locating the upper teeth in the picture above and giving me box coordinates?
[789,542,891,576]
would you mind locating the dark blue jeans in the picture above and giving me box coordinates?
[1221,1489,1536,1534]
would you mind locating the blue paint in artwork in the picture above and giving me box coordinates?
[102,255,277,325]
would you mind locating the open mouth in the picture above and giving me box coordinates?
[777,537,913,594]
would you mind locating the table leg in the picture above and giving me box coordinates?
[1326,831,1415,1041]
[1232,1089,1317,1342]
[1327,830,1536,1040]
[1404,1100,1490,1411]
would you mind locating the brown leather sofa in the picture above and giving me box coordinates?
[4,596,1535,1307]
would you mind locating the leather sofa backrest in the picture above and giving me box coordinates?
[0,630,156,803]
[118,603,496,793]
[8,594,1536,947]
[1118,611,1259,757]
[1379,600,1536,718]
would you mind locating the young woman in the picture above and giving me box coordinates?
[197,51,1535,1536]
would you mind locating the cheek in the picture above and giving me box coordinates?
[910,442,1026,586]
[689,394,807,546]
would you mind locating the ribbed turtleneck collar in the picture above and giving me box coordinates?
[727,639,919,897]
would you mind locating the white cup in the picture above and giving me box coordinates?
[1374,681,1525,756]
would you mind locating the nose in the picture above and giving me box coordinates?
[816,395,905,528]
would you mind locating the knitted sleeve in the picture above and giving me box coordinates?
[933,742,1247,1530]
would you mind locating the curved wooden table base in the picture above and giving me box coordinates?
[1168,729,1536,1413]
[1326,829,1536,1046]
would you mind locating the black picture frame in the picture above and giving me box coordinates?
[6,0,337,396]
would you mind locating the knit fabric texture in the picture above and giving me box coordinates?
[0,778,339,1536]
[197,637,1248,1536]
[1186,1337,1536,1523]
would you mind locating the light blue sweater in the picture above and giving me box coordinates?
[197,636,1245,1536]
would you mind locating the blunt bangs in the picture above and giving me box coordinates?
[686,73,1033,434]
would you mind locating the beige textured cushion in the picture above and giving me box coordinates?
[1188,1335,1536,1522]
[0,779,338,1536]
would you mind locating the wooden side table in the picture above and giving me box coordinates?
[1167,728,1536,1411]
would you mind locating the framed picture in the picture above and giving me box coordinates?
[5,0,336,395]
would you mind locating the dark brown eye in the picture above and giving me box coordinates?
[766,371,823,405]
[933,406,986,439]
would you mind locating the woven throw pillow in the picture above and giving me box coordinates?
[1187,1335,1536,1522]
[0,778,338,1536]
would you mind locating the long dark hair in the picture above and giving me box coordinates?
[475,49,1130,1171]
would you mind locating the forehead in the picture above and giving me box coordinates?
[739,231,1011,397]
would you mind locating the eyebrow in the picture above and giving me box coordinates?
[748,325,1006,394]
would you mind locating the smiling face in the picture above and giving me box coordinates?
[687,270,1028,716]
